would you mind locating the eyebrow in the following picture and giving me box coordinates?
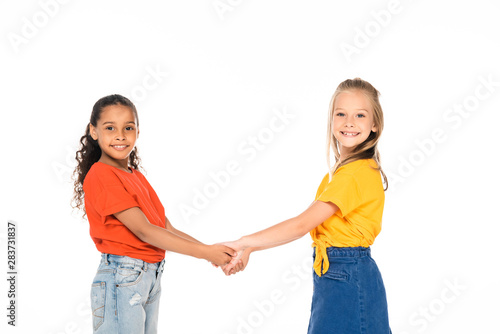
[102,121,136,125]
[334,108,369,112]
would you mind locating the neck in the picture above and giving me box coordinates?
[98,157,130,172]
[339,147,352,161]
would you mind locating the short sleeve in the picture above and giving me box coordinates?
[316,172,361,218]
[93,185,139,217]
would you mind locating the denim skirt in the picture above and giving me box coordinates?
[307,247,391,334]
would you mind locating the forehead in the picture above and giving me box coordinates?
[334,90,373,112]
[99,104,136,123]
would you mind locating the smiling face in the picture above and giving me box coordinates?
[89,104,139,170]
[332,89,377,159]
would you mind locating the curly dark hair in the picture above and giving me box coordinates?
[71,94,143,218]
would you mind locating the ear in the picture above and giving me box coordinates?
[89,124,98,141]
[371,123,377,133]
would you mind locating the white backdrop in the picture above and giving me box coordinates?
[1,1,499,333]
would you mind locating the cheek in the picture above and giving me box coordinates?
[332,118,342,130]
[362,118,375,131]
[368,116,376,130]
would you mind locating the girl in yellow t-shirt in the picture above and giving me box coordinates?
[223,78,392,333]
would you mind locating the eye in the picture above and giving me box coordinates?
[356,114,366,118]
[105,126,114,130]
[126,126,135,131]
[335,112,345,117]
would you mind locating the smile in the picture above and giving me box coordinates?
[111,145,129,151]
[340,131,360,137]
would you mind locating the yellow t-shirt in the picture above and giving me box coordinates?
[311,159,385,276]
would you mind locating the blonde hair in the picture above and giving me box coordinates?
[326,78,388,190]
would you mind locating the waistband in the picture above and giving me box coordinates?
[313,246,370,277]
[101,253,165,273]
[325,246,371,258]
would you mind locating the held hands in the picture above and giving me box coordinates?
[219,240,251,276]
[204,244,238,267]
[205,240,251,276]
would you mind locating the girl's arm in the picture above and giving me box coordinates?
[222,200,338,274]
[239,200,338,249]
[164,216,202,244]
[164,216,223,268]
[113,207,235,266]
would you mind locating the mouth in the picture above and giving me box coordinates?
[340,131,360,137]
[111,145,129,151]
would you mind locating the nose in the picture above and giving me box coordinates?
[115,129,126,140]
[344,114,355,127]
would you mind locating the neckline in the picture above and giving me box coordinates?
[96,161,134,174]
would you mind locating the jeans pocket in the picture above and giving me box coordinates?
[323,269,349,281]
[91,282,106,331]
[116,265,144,287]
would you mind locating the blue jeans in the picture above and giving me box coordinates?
[307,247,391,334]
[90,253,165,334]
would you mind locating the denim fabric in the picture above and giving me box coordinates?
[90,253,165,334]
[307,247,391,334]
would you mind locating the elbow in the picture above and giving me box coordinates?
[134,225,152,243]
[298,228,310,239]
[294,217,310,239]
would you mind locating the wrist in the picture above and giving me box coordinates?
[239,236,251,250]
[193,243,209,260]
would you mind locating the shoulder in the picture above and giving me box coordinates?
[336,159,376,174]
[332,159,382,187]
[83,162,122,189]
[132,167,146,180]
[337,159,384,194]
[130,168,151,188]
[333,159,379,180]
[319,172,330,186]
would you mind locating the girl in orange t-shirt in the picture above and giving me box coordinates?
[223,78,392,333]
[72,94,236,334]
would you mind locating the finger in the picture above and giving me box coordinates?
[235,261,244,273]
[233,264,241,274]
[229,260,242,274]
[224,266,232,276]
[222,245,238,256]
[224,260,237,275]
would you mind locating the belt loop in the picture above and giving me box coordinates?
[103,253,109,265]
[143,260,148,272]
[158,259,165,273]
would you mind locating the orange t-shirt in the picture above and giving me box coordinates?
[83,161,166,263]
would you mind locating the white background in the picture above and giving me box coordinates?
[1,0,499,333]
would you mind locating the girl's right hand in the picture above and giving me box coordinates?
[205,244,236,266]
[223,247,251,276]
[219,240,249,275]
